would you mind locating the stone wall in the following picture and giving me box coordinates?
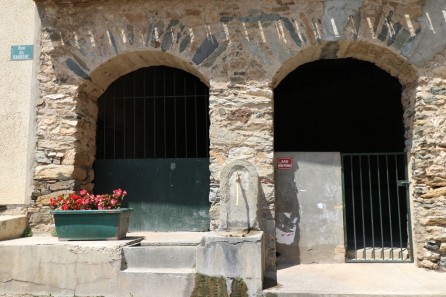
[31,0,446,270]
[410,77,446,269]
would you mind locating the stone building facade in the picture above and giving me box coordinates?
[3,0,446,276]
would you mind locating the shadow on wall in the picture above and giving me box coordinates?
[274,161,301,266]
[258,177,279,288]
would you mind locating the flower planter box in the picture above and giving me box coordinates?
[51,208,133,240]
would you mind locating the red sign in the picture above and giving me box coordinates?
[277,158,293,170]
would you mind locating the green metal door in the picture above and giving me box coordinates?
[342,153,413,262]
[94,159,210,231]
[94,66,210,231]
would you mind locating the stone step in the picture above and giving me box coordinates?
[347,247,410,261]
[136,231,205,246]
[123,245,197,269]
[0,215,28,241]
[118,268,195,297]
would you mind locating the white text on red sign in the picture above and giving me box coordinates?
[277,158,293,170]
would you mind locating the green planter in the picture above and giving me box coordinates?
[51,208,133,240]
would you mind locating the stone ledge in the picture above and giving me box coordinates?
[0,215,28,241]
[0,236,143,297]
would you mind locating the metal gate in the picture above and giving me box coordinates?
[341,153,413,262]
[94,66,210,231]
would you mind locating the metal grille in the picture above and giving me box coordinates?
[96,66,210,159]
[342,153,413,262]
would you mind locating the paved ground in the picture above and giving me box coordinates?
[263,263,446,296]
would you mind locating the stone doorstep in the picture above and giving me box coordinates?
[0,215,28,241]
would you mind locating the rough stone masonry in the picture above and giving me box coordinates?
[28,0,446,271]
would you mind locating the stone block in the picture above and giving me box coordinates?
[36,190,72,205]
[0,215,28,241]
[28,207,52,227]
[421,216,446,227]
[35,165,87,181]
[118,269,195,297]
[421,187,446,199]
[48,180,75,191]
[35,151,51,164]
[0,238,140,297]
[196,231,264,297]
[220,160,260,231]
[123,245,197,269]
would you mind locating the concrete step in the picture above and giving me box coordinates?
[118,268,195,297]
[123,245,197,269]
[0,215,28,241]
[136,231,205,246]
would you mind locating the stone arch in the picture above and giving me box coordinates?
[271,40,421,265]
[79,50,210,101]
[270,40,419,153]
[71,51,210,191]
[271,40,419,89]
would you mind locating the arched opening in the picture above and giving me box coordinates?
[274,58,412,264]
[274,58,404,153]
[93,66,210,231]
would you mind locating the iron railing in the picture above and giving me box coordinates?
[341,153,413,262]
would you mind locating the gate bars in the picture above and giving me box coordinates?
[96,66,210,160]
[341,153,413,262]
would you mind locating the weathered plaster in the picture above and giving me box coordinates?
[0,0,39,204]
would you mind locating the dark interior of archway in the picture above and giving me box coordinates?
[274,58,404,153]
[274,58,410,261]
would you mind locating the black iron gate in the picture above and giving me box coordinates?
[94,66,210,231]
[341,153,413,262]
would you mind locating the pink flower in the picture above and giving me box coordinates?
[112,190,121,199]
[50,188,127,211]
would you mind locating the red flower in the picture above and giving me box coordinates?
[49,188,127,211]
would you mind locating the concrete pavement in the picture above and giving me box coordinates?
[264,263,446,297]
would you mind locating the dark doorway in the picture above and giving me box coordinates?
[274,58,412,262]
[94,66,210,231]
[274,58,404,153]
